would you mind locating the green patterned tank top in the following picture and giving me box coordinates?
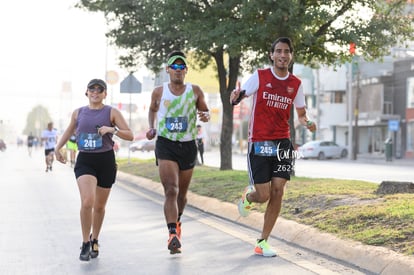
[157,82,197,141]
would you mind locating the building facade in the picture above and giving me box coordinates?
[299,56,414,159]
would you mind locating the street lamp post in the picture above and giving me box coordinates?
[347,61,354,160]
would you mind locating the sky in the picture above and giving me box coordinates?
[0,0,148,140]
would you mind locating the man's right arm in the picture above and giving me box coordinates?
[146,87,161,139]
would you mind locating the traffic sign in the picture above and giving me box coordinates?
[106,70,119,85]
[388,119,399,132]
[120,73,141,94]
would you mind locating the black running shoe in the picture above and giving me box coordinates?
[90,235,99,258]
[79,242,91,261]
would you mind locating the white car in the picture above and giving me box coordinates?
[129,139,156,152]
[298,140,348,160]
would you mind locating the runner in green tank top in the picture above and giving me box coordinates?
[146,50,210,254]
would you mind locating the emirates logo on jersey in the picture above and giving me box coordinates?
[263,91,292,110]
[287,87,294,94]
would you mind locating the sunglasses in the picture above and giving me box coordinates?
[169,64,186,70]
[88,86,104,93]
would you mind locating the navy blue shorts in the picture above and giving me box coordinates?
[74,150,117,189]
[247,139,295,183]
[155,136,197,170]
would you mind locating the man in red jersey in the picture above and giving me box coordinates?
[230,37,316,257]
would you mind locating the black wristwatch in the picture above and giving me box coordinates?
[113,126,119,135]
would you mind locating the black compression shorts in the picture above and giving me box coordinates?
[74,150,117,188]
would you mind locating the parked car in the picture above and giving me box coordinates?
[298,140,348,160]
[129,139,156,152]
[0,139,6,152]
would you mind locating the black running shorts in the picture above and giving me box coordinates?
[155,136,197,170]
[44,148,55,156]
[74,150,117,188]
[248,139,295,183]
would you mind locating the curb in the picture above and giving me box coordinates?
[117,171,414,275]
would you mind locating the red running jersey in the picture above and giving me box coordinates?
[248,68,302,141]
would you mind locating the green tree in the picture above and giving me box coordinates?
[78,0,413,170]
[23,105,52,138]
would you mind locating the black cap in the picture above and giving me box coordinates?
[87,79,107,90]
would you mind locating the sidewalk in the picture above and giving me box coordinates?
[350,152,414,167]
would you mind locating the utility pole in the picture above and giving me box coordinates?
[315,68,320,140]
[353,70,361,160]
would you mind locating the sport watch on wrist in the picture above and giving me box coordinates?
[113,126,119,135]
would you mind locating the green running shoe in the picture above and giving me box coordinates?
[254,239,277,257]
[238,185,253,217]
